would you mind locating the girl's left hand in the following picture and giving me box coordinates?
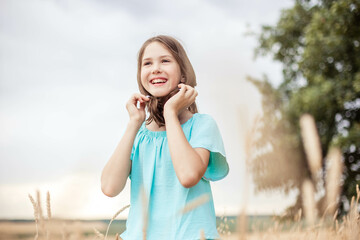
[164,84,198,115]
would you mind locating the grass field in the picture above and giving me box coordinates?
[0,216,247,240]
[0,216,286,240]
[1,209,359,240]
[1,185,358,240]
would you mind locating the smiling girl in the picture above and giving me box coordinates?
[101,35,229,240]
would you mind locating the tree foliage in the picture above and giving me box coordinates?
[250,0,360,215]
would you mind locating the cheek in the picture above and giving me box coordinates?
[140,69,147,83]
[174,64,181,77]
[174,68,182,81]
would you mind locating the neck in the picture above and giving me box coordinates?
[146,109,193,132]
[145,89,180,128]
[178,109,193,124]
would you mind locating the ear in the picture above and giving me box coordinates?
[180,75,185,83]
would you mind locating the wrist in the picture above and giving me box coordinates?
[164,109,179,126]
[128,118,143,130]
[164,107,177,119]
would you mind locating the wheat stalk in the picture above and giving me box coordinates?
[301,178,317,226]
[178,194,210,215]
[28,194,39,240]
[325,147,343,216]
[237,207,247,240]
[46,191,52,219]
[45,191,52,240]
[94,227,105,239]
[300,114,322,179]
[36,190,44,221]
[36,190,46,238]
[104,204,130,240]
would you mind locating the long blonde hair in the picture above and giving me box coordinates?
[137,35,198,127]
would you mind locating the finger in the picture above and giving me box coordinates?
[178,84,186,95]
[180,84,194,91]
[185,85,194,91]
[192,91,198,101]
[140,94,150,101]
[131,94,149,106]
[139,102,146,110]
[189,89,198,102]
[178,83,191,93]
[178,84,188,91]
[189,89,197,99]
[132,93,145,98]
[184,88,195,98]
[128,94,138,105]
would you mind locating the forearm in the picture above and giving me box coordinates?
[101,121,140,197]
[165,111,207,188]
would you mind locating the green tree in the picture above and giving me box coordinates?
[250,0,360,215]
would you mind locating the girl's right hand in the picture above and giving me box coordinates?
[126,93,150,125]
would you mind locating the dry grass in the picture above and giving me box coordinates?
[2,114,358,239]
[0,220,106,240]
[104,204,130,240]
[0,185,358,240]
[221,189,359,240]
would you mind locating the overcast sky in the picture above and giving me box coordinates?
[0,0,298,219]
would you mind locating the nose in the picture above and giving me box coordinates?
[152,63,161,74]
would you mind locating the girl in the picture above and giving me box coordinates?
[101,35,229,240]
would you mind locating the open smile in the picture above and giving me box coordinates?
[150,77,168,85]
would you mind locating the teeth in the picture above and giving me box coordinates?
[152,79,166,84]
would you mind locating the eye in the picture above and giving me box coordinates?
[143,61,151,66]
[162,59,170,63]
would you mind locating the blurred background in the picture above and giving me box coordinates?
[1,0,359,233]
[0,0,294,220]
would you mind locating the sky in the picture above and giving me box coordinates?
[0,0,298,219]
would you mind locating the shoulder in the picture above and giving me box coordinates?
[192,113,218,127]
[188,113,221,137]
[193,113,216,122]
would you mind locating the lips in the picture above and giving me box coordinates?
[150,77,168,84]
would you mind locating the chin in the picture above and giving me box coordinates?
[149,91,171,98]
[153,94,168,98]
[147,87,179,98]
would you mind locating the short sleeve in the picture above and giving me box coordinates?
[130,140,135,161]
[129,124,143,180]
[130,122,146,162]
[189,114,229,181]
[128,139,135,180]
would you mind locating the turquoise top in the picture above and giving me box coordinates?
[120,113,229,240]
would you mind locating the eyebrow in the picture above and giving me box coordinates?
[142,55,173,61]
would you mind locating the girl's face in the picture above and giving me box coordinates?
[140,42,182,97]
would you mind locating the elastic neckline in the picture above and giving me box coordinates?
[142,113,198,137]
